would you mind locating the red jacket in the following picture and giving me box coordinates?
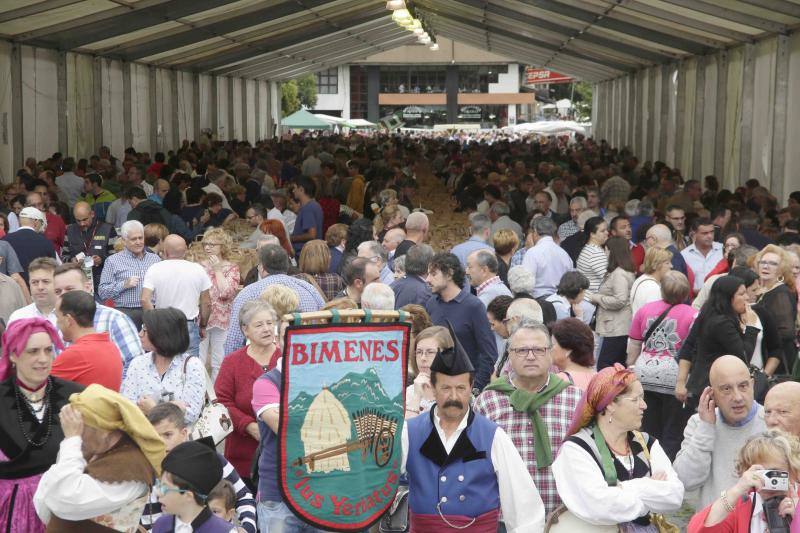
[214,345,281,478]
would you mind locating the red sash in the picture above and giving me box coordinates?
[410,508,499,532]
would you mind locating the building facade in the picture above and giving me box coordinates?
[311,38,533,129]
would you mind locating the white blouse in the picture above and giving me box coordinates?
[120,352,205,424]
[552,429,684,525]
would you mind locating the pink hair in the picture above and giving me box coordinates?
[0,317,64,381]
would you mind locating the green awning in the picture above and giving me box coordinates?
[281,108,332,130]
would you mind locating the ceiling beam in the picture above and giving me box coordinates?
[0,0,87,24]
[175,7,386,72]
[436,0,674,64]
[100,0,332,61]
[619,0,755,42]
[18,0,233,47]
[735,0,800,19]
[217,23,404,77]
[419,6,636,72]
[514,0,710,55]
[260,33,418,79]
[657,0,788,33]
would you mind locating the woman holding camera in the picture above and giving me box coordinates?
[688,430,800,532]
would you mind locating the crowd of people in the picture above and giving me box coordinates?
[2,130,800,532]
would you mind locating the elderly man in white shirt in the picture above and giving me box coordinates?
[521,216,574,298]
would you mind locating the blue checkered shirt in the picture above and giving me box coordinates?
[223,273,325,354]
[511,246,529,267]
[98,249,160,308]
[94,304,144,376]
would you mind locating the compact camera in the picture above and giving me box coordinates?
[757,470,790,491]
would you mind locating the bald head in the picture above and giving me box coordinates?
[73,201,94,230]
[765,381,800,436]
[162,234,187,259]
[646,224,673,248]
[709,355,750,387]
[405,212,429,239]
[709,355,754,424]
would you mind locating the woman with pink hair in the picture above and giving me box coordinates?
[551,364,684,531]
[0,317,84,532]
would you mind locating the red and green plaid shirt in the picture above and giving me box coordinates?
[473,381,583,515]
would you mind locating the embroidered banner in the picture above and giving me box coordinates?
[279,322,409,531]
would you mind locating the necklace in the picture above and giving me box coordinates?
[14,377,54,447]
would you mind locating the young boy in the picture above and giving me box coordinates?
[140,403,257,533]
[208,480,236,524]
[153,441,235,532]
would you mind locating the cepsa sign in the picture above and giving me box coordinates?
[525,68,573,85]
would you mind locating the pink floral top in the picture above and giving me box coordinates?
[203,262,240,330]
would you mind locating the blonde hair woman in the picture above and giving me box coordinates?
[199,227,240,381]
[752,244,798,376]
[493,229,519,285]
[629,247,673,315]
[688,430,800,531]
[298,240,344,301]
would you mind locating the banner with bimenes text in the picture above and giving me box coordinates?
[278,322,410,531]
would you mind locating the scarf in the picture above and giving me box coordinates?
[485,373,569,467]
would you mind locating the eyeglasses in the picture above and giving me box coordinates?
[154,479,189,497]
[365,255,381,263]
[203,242,222,247]
[414,349,438,357]
[758,260,780,268]
[508,346,549,358]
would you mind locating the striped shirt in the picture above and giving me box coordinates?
[139,452,257,533]
[94,304,143,377]
[576,243,608,294]
[223,273,325,354]
[98,248,161,308]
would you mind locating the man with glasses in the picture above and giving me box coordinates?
[62,201,116,294]
[474,321,581,516]
[674,355,766,508]
[140,234,212,356]
[665,205,690,249]
[357,240,394,285]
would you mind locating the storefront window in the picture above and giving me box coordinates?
[379,66,446,93]
[350,66,367,119]
[380,105,447,128]
[458,65,506,93]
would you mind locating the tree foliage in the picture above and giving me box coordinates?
[296,73,318,109]
[281,80,300,116]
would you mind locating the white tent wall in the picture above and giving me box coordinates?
[231,77,243,141]
[593,32,800,204]
[257,80,269,141]
[1,42,274,182]
[130,62,151,155]
[245,79,256,142]
[217,77,229,141]
[0,41,15,183]
[198,74,213,137]
[21,46,58,166]
[99,58,125,159]
[177,70,194,145]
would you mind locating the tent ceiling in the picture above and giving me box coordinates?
[1,0,799,81]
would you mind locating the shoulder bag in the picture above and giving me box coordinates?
[184,357,234,445]
[378,485,409,533]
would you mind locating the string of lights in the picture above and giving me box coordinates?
[386,1,439,51]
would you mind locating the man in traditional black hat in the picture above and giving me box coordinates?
[401,323,545,532]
